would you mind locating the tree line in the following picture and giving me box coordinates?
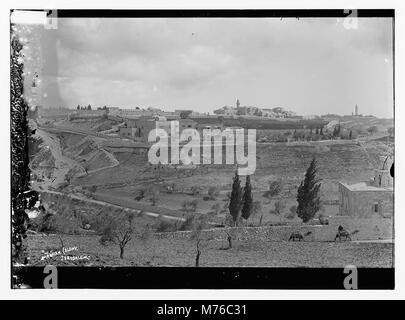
[228,158,322,226]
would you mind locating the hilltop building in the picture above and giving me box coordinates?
[338,155,393,217]
[213,106,236,116]
[213,100,296,119]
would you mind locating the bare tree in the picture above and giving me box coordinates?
[149,189,160,206]
[190,215,208,267]
[225,230,233,249]
[100,209,136,259]
[195,239,201,267]
[270,199,286,222]
[251,200,262,226]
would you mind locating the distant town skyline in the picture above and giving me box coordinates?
[38,18,394,118]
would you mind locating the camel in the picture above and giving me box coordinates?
[288,231,312,242]
[335,225,359,241]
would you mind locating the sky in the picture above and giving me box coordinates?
[37,17,393,118]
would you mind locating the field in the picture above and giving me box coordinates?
[28,116,394,269]
[27,234,393,268]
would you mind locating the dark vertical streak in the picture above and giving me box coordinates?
[10,21,33,287]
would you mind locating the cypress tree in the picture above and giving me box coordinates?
[296,158,322,223]
[241,175,253,220]
[229,170,243,225]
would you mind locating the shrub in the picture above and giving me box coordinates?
[224,213,234,227]
[99,224,116,246]
[285,205,297,220]
[270,199,286,221]
[164,183,176,194]
[179,214,195,231]
[149,190,160,206]
[367,125,379,134]
[223,192,231,202]
[139,225,152,243]
[87,185,97,193]
[30,212,56,233]
[31,204,83,234]
[190,186,201,196]
[181,199,198,212]
[211,203,221,215]
[154,218,176,232]
[134,189,146,201]
[207,186,220,200]
[251,200,262,222]
[318,213,329,225]
[264,179,283,199]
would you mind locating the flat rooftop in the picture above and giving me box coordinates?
[340,181,393,192]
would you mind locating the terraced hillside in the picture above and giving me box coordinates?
[256,142,376,182]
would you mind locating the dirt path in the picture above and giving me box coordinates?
[356,139,378,168]
[42,189,186,223]
[32,129,81,191]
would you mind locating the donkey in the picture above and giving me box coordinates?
[288,231,312,242]
[334,225,359,241]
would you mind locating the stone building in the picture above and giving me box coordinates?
[338,156,393,217]
[119,116,198,142]
[193,118,224,132]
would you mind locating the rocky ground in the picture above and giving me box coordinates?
[27,234,393,268]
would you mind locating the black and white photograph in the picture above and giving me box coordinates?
[6,5,399,294]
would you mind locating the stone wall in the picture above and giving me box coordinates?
[155,216,393,242]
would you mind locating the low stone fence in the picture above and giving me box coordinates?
[155,216,393,242]
[154,225,329,242]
